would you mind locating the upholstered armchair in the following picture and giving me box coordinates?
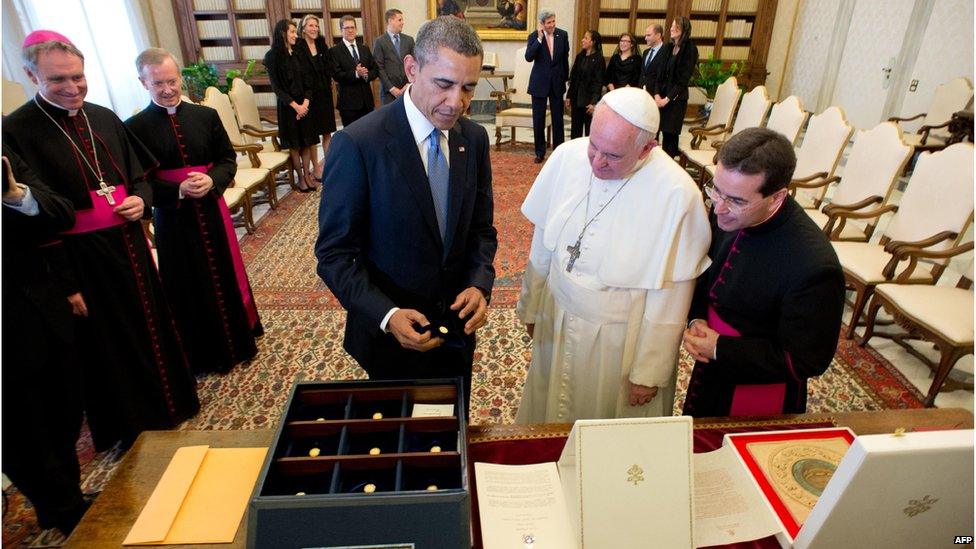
[812,122,913,242]
[492,47,551,149]
[861,256,973,407]
[682,85,771,186]
[788,107,854,210]
[830,143,974,339]
[889,77,973,153]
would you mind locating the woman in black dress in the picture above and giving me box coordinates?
[264,19,319,192]
[296,14,336,191]
[655,16,698,159]
[604,32,641,90]
[565,29,605,138]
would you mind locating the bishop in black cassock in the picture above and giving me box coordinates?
[4,33,199,450]
[125,51,262,374]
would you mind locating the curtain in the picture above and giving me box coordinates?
[5,0,152,117]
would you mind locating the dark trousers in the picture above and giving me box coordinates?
[661,131,681,159]
[569,105,592,138]
[531,91,565,159]
[2,331,86,535]
[339,106,373,128]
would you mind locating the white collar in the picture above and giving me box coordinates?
[152,98,180,115]
[38,91,79,116]
[344,38,358,48]
[388,31,398,39]
[404,84,446,147]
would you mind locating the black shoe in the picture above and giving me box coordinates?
[533,156,544,164]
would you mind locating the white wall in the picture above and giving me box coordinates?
[780,0,843,114]
[764,0,798,102]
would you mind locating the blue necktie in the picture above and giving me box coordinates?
[426,129,449,243]
[393,34,400,56]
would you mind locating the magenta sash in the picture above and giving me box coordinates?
[62,186,129,234]
[155,165,259,329]
[708,305,786,416]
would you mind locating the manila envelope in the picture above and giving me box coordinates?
[124,445,267,545]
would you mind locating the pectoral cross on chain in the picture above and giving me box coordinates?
[95,181,117,206]
[566,238,582,272]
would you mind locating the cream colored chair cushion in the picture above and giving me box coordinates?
[902,132,946,148]
[685,149,717,169]
[832,241,935,284]
[234,168,271,191]
[874,283,974,345]
[497,107,548,128]
[238,151,291,171]
[685,77,741,151]
[223,186,247,209]
[728,85,770,136]
[766,95,806,144]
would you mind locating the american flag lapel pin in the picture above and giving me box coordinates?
[458,146,465,153]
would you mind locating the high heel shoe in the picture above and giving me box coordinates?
[304,173,320,192]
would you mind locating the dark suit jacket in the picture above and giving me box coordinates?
[330,40,379,111]
[567,51,605,107]
[658,39,699,103]
[315,95,497,370]
[372,32,415,100]
[1,146,76,346]
[640,44,668,96]
[525,28,570,98]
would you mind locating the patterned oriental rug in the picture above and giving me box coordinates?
[2,147,924,547]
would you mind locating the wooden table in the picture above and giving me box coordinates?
[66,408,972,547]
[479,70,515,93]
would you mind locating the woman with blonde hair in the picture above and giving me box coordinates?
[296,14,336,189]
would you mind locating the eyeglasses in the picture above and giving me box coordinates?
[703,182,756,215]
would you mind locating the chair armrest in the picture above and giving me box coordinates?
[822,195,882,215]
[791,175,840,190]
[684,114,708,126]
[260,115,278,125]
[710,140,725,151]
[918,120,952,145]
[882,236,968,282]
[888,113,925,123]
[234,143,263,168]
[822,203,898,240]
[792,171,829,184]
[690,124,728,136]
[883,231,958,254]
[242,124,279,138]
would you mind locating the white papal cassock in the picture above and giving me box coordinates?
[515,139,711,423]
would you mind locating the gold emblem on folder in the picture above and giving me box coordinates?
[903,495,939,517]
[627,464,644,486]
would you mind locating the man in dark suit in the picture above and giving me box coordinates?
[640,24,666,98]
[316,16,497,408]
[1,147,89,536]
[525,9,569,163]
[373,8,415,105]
[331,14,378,127]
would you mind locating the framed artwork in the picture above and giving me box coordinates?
[428,0,537,41]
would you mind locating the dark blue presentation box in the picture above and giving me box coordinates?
[247,378,470,548]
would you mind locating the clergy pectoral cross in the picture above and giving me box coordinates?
[95,180,117,206]
[566,238,582,272]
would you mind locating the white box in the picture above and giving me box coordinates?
[794,429,974,549]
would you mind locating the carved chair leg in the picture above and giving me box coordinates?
[495,125,502,149]
[925,346,968,407]
[858,294,885,347]
[267,174,279,209]
[845,285,873,340]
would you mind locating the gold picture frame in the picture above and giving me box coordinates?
[427,0,537,41]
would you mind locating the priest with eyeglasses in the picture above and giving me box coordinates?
[682,128,845,417]
[515,86,711,423]
[2,31,200,451]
